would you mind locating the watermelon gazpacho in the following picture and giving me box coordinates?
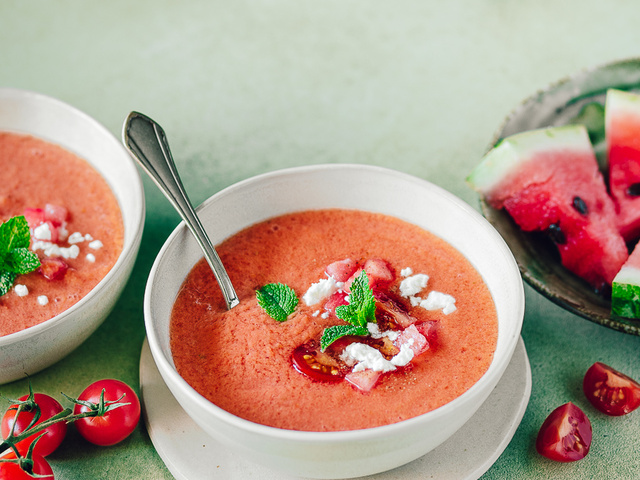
[170,209,498,432]
[467,124,628,292]
[0,132,124,336]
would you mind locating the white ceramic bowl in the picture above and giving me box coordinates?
[145,164,524,479]
[0,88,145,384]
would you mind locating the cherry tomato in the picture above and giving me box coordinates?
[583,362,640,416]
[1,393,67,457]
[291,341,345,383]
[0,454,53,479]
[536,402,592,462]
[73,379,140,446]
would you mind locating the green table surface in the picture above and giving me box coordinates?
[3,1,640,478]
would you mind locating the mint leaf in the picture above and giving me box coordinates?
[0,271,16,297]
[0,216,41,296]
[320,324,368,351]
[256,283,299,322]
[0,216,31,254]
[335,270,376,327]
[6,247,41,274]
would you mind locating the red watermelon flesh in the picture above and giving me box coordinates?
[606,88,640,242]
[468,125,628,290]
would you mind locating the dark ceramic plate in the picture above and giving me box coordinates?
[481,58,640,335]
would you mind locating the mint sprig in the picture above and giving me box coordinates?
[320,270,376,351]
[256,283,299,322]
[0,216,40,296]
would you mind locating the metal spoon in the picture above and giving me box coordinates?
[122,111,240,310]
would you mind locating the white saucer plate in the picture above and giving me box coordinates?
[139,337,531,480]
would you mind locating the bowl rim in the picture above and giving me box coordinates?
[0,87,146,346]
[145,163,524,441]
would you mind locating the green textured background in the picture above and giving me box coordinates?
[2,1,640,478]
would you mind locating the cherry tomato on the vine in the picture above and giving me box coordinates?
[583,361,640,416]
[536,402,592,462]
[1,393,67,457]
[0,454,53,479]
[73,379,140,446]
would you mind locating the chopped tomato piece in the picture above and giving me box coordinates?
[583,362,640,416]
[38,257,69,281]
[536,402,592,462]
[345,369,381,392]
[376,296,416,328]
[325,258,358,283]
[292,341,344,383]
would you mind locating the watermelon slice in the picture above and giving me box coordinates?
[468,125,628,291]
[612,242,640,318]
[605,88,640,242]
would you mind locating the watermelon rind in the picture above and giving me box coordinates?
[467,124,592,195]
[612,274,640,318]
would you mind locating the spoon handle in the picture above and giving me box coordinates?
[123,111,240,310]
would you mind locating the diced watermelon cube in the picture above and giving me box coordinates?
[394,324,429,356]
[345,369,381,392]
[44,204,68,227]
[363,259,395,285]
[324,291,349,313]
[325,258,358,283]
[23,208,45,228]
[414,320,438,345]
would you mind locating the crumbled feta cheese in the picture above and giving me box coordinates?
[367,322,399,341]
[33,223,52,241]
[88,240,103,250]
[420,291,457,314]
[68,232,85,244]
[390,341,415,367]
[32,241,79,259]
[399,273,429,298]
[400,267,413,277]
[58,224,69,241]
[320,311,330,319]
[341,339,416,373]
[37,295,49,306]
[86,253,96,263]
[302,277,339,306]
[14,284,28,297]
[341,343,397,373]
[312,310,320,317]
[84,234,93,241]
[409,296,421,307]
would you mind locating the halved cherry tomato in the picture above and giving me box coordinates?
[583,362,640,416]
[0,454,53,479]
[1,393,67,457]
[291,341,345,383]
[536,402,592,462]
[73,379,140,446]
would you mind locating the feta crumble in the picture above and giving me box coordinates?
[33,223,52,241]
[14,284,28,297]
[68,232,85,244]
[86,253,96,263]
[399,273,429,298]
[400,267,413,277]
[37,295,49,306]
[302,276,339,306]
[32,241,79,259]
[420,291,457,314]
[367,322,399,342]
[88,240,103,250]
[341,340,416,373]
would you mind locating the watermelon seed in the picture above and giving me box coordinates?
[626,183,640,197]
[572,196,588,216]
[547,223,566,245]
